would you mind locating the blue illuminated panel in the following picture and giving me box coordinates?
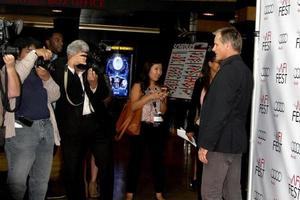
[106,54,130,97]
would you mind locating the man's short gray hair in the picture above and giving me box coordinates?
[213,27,242,53]
[66,40,89,56]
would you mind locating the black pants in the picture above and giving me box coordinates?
[60,115,114,200]
[126,122,167,193]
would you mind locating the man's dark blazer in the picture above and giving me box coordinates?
[197,55,253,154]
[53,64,111,136]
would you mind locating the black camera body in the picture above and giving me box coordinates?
[76,54,101,74]
[0,19,22,57]
[35,56,52,70]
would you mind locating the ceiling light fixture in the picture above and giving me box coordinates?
[52,9,63,13]
[202,12,214,17]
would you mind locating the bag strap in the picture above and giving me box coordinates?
[114,107,133,141]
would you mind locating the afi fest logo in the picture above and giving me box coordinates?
[255,158,265,178]
[294,67,300,85]
[257,129,267,144]
[259,94,269,114]
[254,190,264,200]
[262,31,272,51]
[292,100,300,123]
[278,0,291,16]
[271,168,282,184]
[272,131,282,152]
[260,66,271,81]
[276,62,288,84]
[278,32,288,49]
[289,174,300,199]
[291,140,300,159]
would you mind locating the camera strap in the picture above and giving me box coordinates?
[64,67,84,106]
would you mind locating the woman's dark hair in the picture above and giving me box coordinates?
[201,50,216,90]
[138,58,163,92]
[14,37,42,53]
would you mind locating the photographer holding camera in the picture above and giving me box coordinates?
[53,40,114,200]
[3,37,60,200]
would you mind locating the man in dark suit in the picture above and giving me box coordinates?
[53,40,114,200]
[197,27,253,200]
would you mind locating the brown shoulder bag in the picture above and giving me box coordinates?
[115,100,143,141]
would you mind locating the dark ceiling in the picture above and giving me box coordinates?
[0,0,243,28]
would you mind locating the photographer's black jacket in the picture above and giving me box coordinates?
[53,65,111,136]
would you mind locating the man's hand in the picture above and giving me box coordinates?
[3,54,15,69]
[36,66,50,81]
[198,147,208,164]
[35,48,52,61]
[67,52,87,69]
[87,68,98,89]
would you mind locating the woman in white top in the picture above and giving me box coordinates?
[125,58,168,200]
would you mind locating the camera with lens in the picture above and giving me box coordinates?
[35,56,53,70]
[0,19,23,57]
[76,53,101,74]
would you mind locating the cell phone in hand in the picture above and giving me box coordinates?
[161,86,168,93]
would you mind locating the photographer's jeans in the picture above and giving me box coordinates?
[5,119,54,200]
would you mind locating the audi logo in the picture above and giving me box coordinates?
[261,67,270,77]
[294,68,300,79]
[274,101,285,112]
[257,129,266,141]
[291,141,300,155]
[278,33,288,44]
[271,168,282,182]
[264,4,274,15]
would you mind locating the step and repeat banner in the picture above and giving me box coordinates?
[249,0,300,199]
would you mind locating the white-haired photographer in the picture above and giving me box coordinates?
[53,39,114,200]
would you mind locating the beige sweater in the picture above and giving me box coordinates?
[3,51,61,145]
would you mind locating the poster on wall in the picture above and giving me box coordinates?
[164,42,207,100]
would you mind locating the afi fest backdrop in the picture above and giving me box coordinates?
[248,0,300,199]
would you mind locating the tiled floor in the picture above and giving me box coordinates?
[0,134,247,199]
